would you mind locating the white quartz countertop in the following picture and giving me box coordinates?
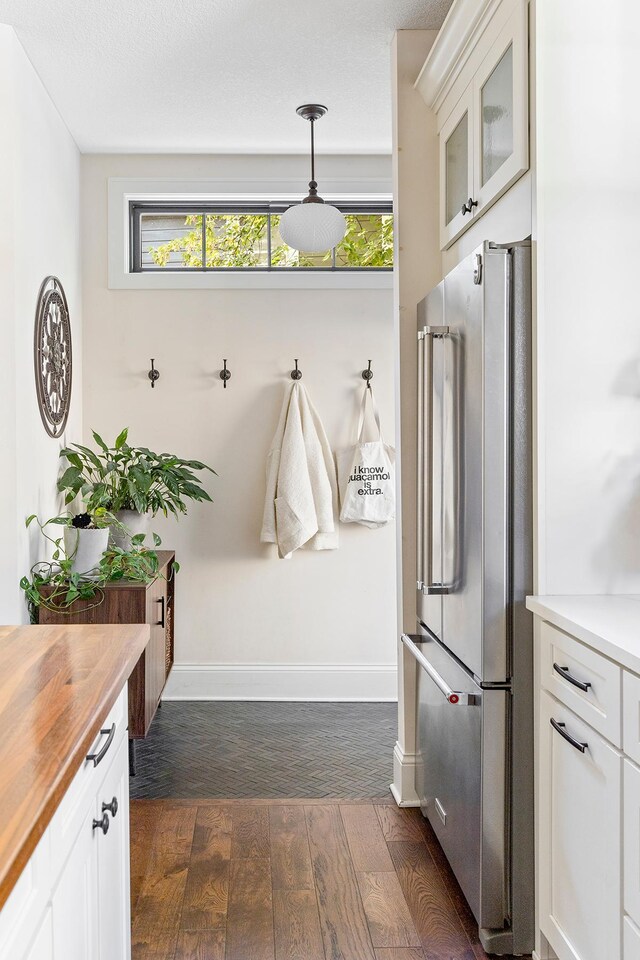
[527,595,640,674]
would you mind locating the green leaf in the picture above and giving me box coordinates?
[71,444,103,470]
[115,427,129,449]
[63,452,83,470]
[152,532,162,547]
[25,514,37,528]
[92,431,109,454]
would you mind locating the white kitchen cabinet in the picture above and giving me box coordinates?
[539,689,622,960]
[0,686,131,960]
[52,805,99,960]
[24,910,53,960]
[472,10,528,219]
[96,734,131,960]
[625,760,640,929]
[435,0,529,248]
[439,85,475,248]
[624,916,640,960]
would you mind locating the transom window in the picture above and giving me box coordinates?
[129,201,393,272]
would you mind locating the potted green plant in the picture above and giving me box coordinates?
[20,519,166,622]
[26,509,114,579]
[57,428,215,549]
[63,509,112,577]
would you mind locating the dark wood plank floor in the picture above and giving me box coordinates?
[130,799,519,960]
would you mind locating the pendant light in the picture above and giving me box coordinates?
[279,104,346,254]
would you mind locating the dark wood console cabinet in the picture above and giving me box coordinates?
[38,551,175,740]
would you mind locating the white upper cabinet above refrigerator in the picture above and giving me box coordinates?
[416,0,530,249]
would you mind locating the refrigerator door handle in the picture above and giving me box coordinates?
[401,634,479,706]
[417,329,425,592]
[423,325,450,596]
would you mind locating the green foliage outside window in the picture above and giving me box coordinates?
[146,213,393,269]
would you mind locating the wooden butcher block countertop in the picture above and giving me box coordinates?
[0,623,149,910]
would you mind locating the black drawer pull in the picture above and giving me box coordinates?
[102,796,118,818]
[157,596,165,628]
[92,813,110,835]
[550,717,588,753]
[553,662,592,692]
[86,723,116,767]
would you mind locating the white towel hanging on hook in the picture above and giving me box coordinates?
[261,381,339,558]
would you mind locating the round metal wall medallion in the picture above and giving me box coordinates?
[33,276,72,438]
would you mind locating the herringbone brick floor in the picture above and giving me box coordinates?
[130,701,397,799]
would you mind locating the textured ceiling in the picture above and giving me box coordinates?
[0,0,452,154]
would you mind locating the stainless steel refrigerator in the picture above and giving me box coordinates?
[402,240,533,956]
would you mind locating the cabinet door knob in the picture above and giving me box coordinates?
[157,595,166,628]
[92,813,110,835]
[461,197,478,216]
[102,796,118,818]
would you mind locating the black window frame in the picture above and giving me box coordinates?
[129,200,393,273]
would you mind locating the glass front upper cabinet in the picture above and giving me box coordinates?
[446,112,469,224]
[481,43,514,186]
[439,85,475,248]
[436,0,529,250]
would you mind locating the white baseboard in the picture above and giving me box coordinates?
[163,663,398,702]
[390,741,421,806]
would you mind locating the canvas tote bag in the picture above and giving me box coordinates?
[337,386,395,527]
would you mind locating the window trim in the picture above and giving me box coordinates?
[107,176,394,290]
[129,200,394,274]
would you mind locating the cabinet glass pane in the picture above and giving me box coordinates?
[445,113,469,225]
[481,44,513,185]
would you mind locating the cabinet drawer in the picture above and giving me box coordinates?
[49,686,127,871]
[540,620,621,746]
[624,672,640,765]
[625,916,640,960]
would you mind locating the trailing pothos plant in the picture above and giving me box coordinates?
[57,428,215,517]
[20,513,176,623]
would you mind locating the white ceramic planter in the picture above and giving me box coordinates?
[63,526,109,577]
[110,510,150,551]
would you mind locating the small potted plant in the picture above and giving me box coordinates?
[26,508,114,579]
[57,428,216,550]
[63,509,112,577]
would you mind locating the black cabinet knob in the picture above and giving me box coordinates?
[92,813,110,835]
[461,197,478,216]
[102,796,118,818]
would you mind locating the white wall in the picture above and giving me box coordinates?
[536,0,640,594]
[81,153,397,699]
[390,30,441,803]
[0,25,82,623]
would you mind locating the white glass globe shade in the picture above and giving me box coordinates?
[279,202,346,253]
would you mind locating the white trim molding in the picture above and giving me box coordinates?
[390,741,421,806]
[108,176,393,291]
[415,0,520,113]
[163,662,398,702]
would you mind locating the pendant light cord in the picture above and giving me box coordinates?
[310,118,315,185]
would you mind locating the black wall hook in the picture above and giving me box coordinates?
[220,359,231,388]
[362,360,373,389]
[148,358,160,388]
[291,359,302,380]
